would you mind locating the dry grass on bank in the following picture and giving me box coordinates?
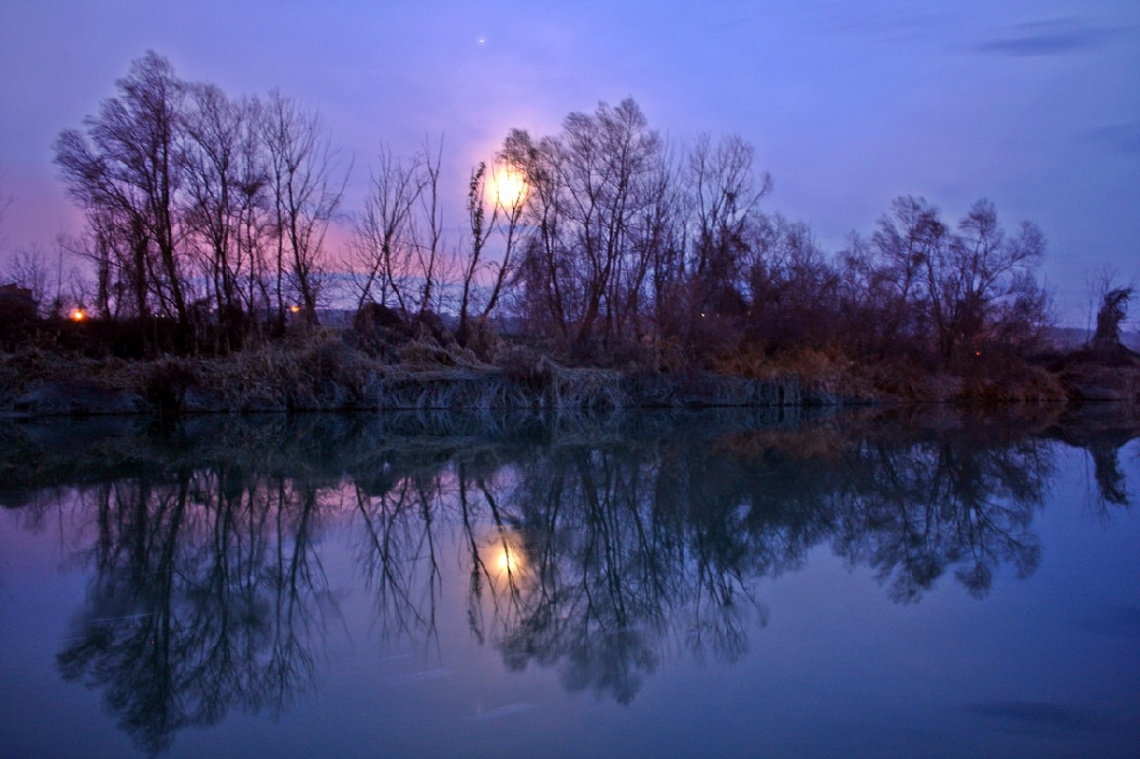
[713,346,871,398]
[0,346,147,396]
[1,325,1133,417]
[713,344,1083,404]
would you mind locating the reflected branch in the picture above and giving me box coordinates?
[55,468,335,755]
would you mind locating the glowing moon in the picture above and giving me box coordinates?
[492,169,527,210]
[487,531,526,579]
[496,545,522,574]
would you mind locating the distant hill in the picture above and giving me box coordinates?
[1049,327,1091,351]
[1047,327,1140,352]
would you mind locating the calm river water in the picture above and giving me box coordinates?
[0,406,1137,758]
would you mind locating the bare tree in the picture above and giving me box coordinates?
[263,90,347,325]
[54,51,192,339]
[565,99,663,353]
[351,137,464,323]
[413,137,445,317]
[688,134,770,294]
[635,150,686,355]
[77,209,131,319]
[230,96,275,328]
[457,162,493,342]
[505,99,671,357]
[878,196,944,340]
[501,128,569,343]
[350,145,425,315]
[742,213,841,351]
[181,84,272,348]
[456,158,527,346]
[937,199,1047,359]
[850,196,1050,362]
[3,245,52,315]
[673,133,771,353]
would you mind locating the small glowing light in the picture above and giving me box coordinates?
[289,305,302,314]
[70,308,86,322]
[975,351,982,357]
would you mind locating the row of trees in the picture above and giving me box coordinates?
[845,196,1051,362]
[497,103,1051,365]
[53,52,346,349]
[45,51,1053,366]
[48,52,534,353]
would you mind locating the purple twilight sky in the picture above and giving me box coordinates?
[1,0,1136,325]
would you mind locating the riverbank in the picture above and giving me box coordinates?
[3,398,1138,497]
[1,328,1137,417]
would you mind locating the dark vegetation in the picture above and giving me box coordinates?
[2,51,1137,414]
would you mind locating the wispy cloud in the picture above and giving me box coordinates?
[976,19,1110,57]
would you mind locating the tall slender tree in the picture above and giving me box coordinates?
[263,90,346,325]
[54,51,191,340]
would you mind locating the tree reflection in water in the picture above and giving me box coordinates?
[53,464,339,755]
[832,421,1050,602]
[0,407,1134,753]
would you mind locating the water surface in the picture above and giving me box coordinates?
[1,406,1137,758]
